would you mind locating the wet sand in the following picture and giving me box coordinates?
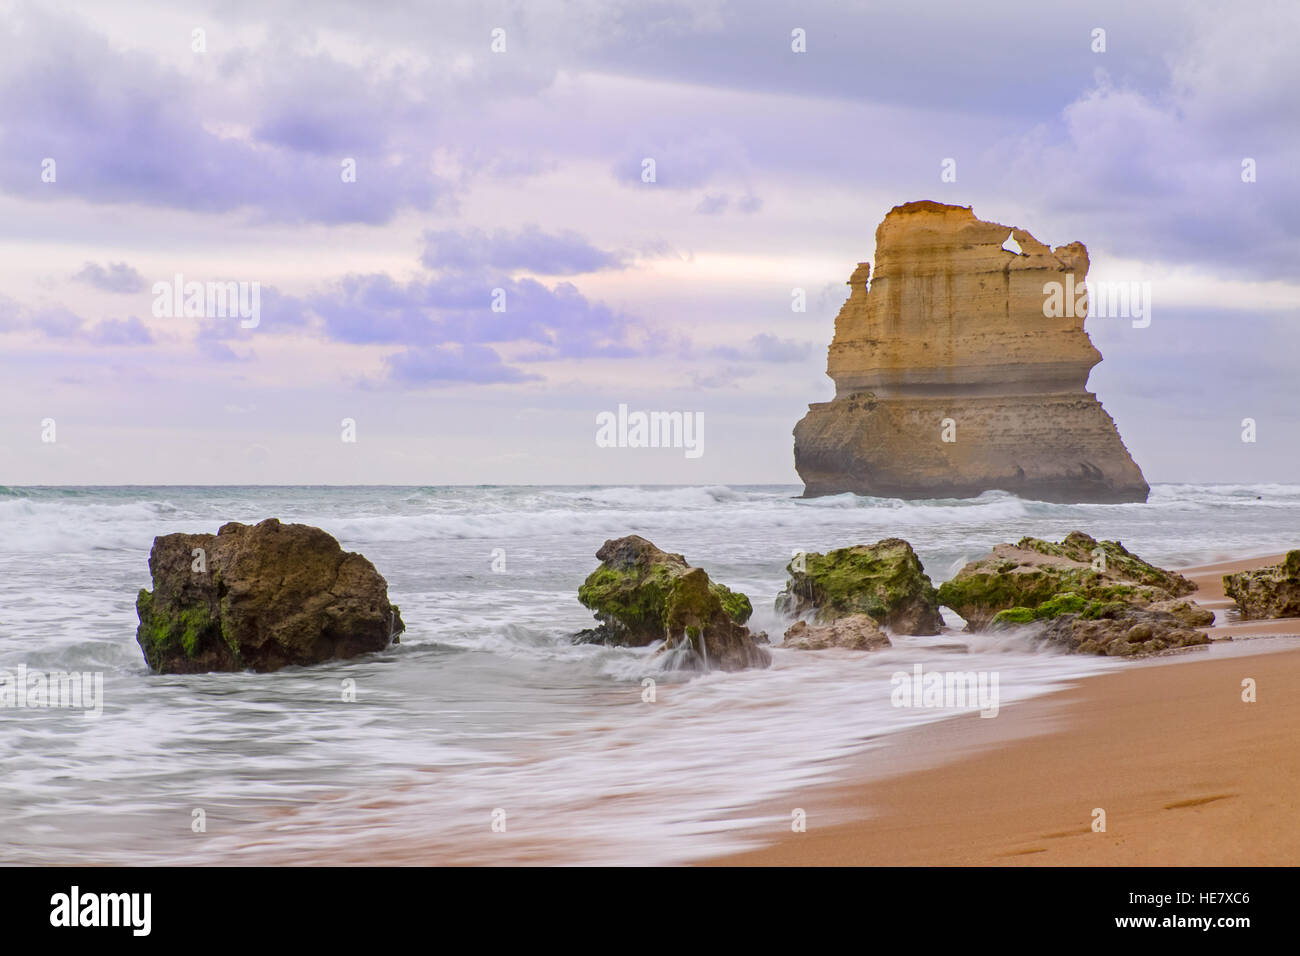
[706,554,1300,866]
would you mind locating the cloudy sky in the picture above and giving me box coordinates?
[0,0,1296,485]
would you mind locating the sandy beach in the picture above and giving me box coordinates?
[707,554,1300,866]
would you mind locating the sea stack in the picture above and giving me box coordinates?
[793,201,1149,503]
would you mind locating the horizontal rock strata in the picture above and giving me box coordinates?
[794,200,1149,503]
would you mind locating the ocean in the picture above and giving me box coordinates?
[1,483,1297,865]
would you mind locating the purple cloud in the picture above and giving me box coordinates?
[749,333,811,362]
[28,307,83,338]
[709,334,813,363]
[0,11,446,224]
[89,316,153,346]
[385,344,540,386]
[694,194,729,215]
[694,191,763,216]
[184,285,312,344]
[197,339,251,363]
[0,295,22,331]
[420,226,629,275]
[74,261,146,293]
[308,272,643,358]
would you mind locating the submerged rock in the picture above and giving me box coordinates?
[576,535,771,671]
[783,614,891,651]
[776,538,941,635]
[1023,605,1211,657]
[793,201,1148,503]
[938,531,1194,631]
[136,518,404,673]
[1223,551,1300,619]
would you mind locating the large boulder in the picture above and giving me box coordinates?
[1223,551,1300,619]
[136,518,404,673]
[783,614,891,651]
[937,531,1195,631]
[577,535,771,671]
[776,538,941,634]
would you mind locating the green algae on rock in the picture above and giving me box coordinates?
[938,531,1195,631]
[577,535,770,671]
[776,538,941,635]
[1223,551,1300,619]
[136,518,404,673]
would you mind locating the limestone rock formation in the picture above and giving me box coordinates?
[136,518,404,673]
[775,538,941,635]
[794,201,1149,503]
[1223,551,1300,619]
[783,614,891,651]
[576,535,771,671]
[938,531,1195,631]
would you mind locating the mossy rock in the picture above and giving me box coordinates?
[135,518,404,673]
[1223,550,1300,619]
[990,606,1037,627]
[137,589,223,670]
[990,592,1126,629]
[576,535,770,672]
[1284,550,1300,579]
[776,538,941,635]
[938,531,1194,631]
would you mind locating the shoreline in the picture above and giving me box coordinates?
[704,553,1300,866]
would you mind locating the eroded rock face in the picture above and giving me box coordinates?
[776,538,941,635]
[1223,551,1300,619]
[938,531,1194,631]
[783,615,890,651]
[136,518,404,673]
[794,201,1149,503]
[576,535,771,671]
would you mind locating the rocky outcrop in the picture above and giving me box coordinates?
[136,518,404,673]
[1026,604,1211,657]
[793,201,1149,503]
[576,535,771,671]
[938,531,1195,631]
[1223,551,1300,619]
[783,615,891,651]
[1148,597,1217,628]
[776,538,941,634]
